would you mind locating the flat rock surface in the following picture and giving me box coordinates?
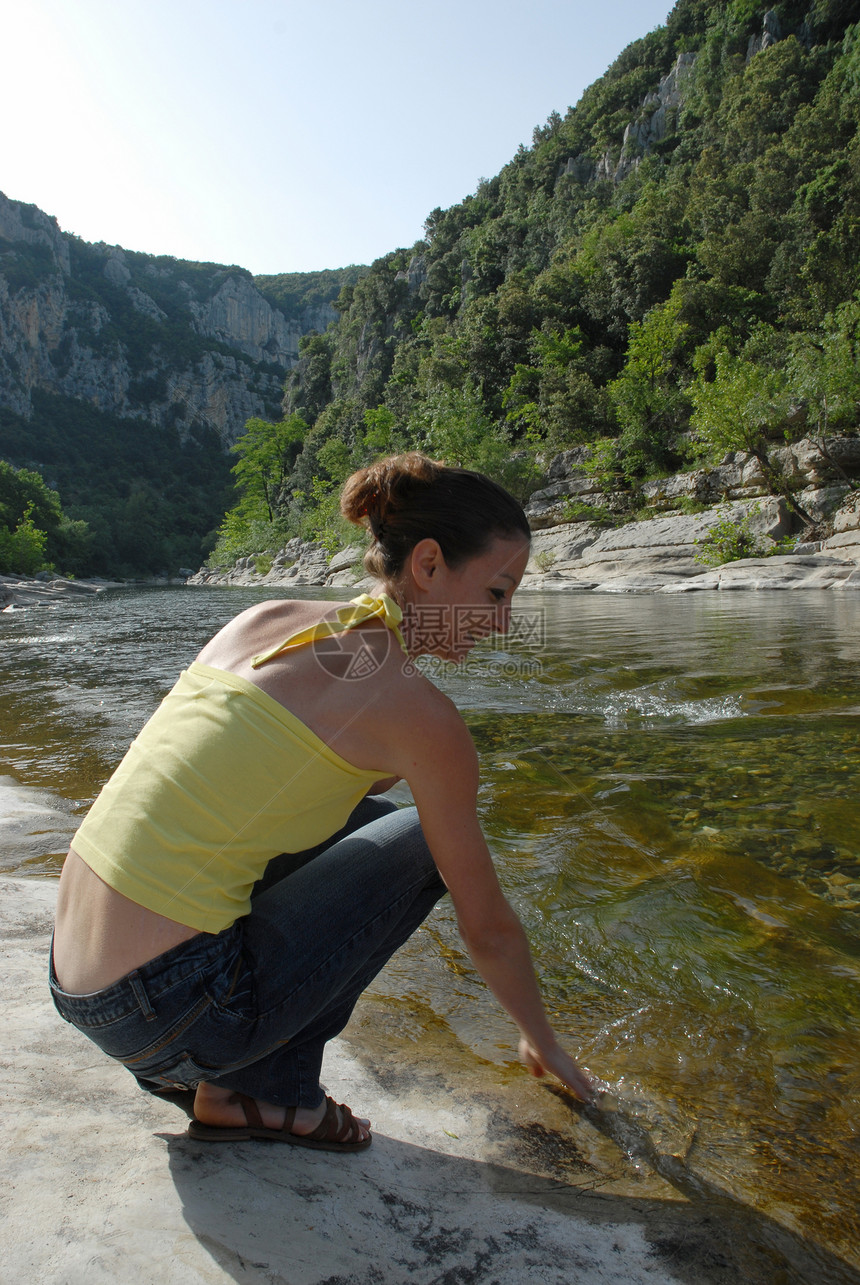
[0,576,128,609]
[1,875,822,1285]
[0,775,78,872]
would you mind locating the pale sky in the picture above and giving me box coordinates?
[3,0,674,275]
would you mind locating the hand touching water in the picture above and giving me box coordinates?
[519,1037,595,1103]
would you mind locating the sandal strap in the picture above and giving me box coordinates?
[306,1096,360,1145]
[231,1091,264,1130]
[227,1091,361,1144]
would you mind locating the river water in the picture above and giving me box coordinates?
[1,585,858,1277]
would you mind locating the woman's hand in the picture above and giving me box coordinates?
[518,1036,595,1103]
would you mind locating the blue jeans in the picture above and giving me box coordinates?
[50,800,445,1109]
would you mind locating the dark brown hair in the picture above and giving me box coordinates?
[341,452,530,584]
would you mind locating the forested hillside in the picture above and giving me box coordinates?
[2,0,858,576]
[0,193,360,576]
[216,0,860,562]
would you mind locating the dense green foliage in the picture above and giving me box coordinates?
[0,394,234,577]
[0,458,92,575]
[254,267,369,319]
[219,1,860,554]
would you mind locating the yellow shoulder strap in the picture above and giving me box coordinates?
[251,593,407,668]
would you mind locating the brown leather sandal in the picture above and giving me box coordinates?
[188,1091,372,1151]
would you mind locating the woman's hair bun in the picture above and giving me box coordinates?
[340,451,529,584]
[340,452,440,531]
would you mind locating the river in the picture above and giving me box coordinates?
[1,584,858,1278]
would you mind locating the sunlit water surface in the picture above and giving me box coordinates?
[1,585,858,1272]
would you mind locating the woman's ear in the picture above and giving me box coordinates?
[408,538,445,593]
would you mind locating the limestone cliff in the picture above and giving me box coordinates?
[0,192,336,446]
[561,10,785,188]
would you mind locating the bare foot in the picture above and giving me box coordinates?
[193,1082,371,1141]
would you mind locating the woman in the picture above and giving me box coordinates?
[51,452,593,1152]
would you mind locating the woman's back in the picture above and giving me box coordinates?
[54,596,435,992]
[195,594,440,775]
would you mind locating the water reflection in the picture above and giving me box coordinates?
[1,584,858,1274]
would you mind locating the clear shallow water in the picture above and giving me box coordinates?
[2,585,859,1274]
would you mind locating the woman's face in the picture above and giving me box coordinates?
[404,534,531,661]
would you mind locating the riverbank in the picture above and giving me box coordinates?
[5,873,855,1285]
[188,492,860,595]
[0,573,202,610]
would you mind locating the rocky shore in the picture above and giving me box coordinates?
[523,495,860,593]
[6,439,858,604]
[4,873,853,1285]
[0,574,197,610]
[0,574,125,611]
[188,440,860,596]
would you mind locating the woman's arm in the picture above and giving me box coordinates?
[401,700,594,1102]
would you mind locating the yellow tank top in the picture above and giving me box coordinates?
[72,594,407,934]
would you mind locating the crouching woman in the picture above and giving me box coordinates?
[51,452,593,1151]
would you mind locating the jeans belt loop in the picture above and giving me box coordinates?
[128,971,157,1021]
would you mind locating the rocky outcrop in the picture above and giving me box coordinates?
[188,540,368,590]
[0,574,117,610]
[524,446,624,526]
[0,195,70,276]
[191,274,310,367]
[563,8,791,191]
[564,52,696,187]
[188,484,860,597]
[524,500,779,589]
[522,492,860,592]
[0,192,332,446]
[609,52,697,181]
[395,254,428,293]
[523,527,858,594]
[821,490,860,563]
[526,437,860,530]
[185,435,860,597]
[747,9,782,61]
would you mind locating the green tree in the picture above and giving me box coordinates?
[608,290,690,479]
[0,502,49,575]
[0,460,62,536]
[0,459,96,574]
[689,328,814,522]
[207,415,307,566]
[412,382,538,500]
[690,333,790,457]
[230,414,307,522]
[355,406,409,460]
[504,326,615,450]
[789,297,860,438]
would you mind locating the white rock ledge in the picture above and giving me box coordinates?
[520,501,860,593]
[1,875,827,1285]
[0,575,123,610]
[190,496,860,597]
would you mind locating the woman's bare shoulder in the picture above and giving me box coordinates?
[197,597,348,665]
[373,655,472,752]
